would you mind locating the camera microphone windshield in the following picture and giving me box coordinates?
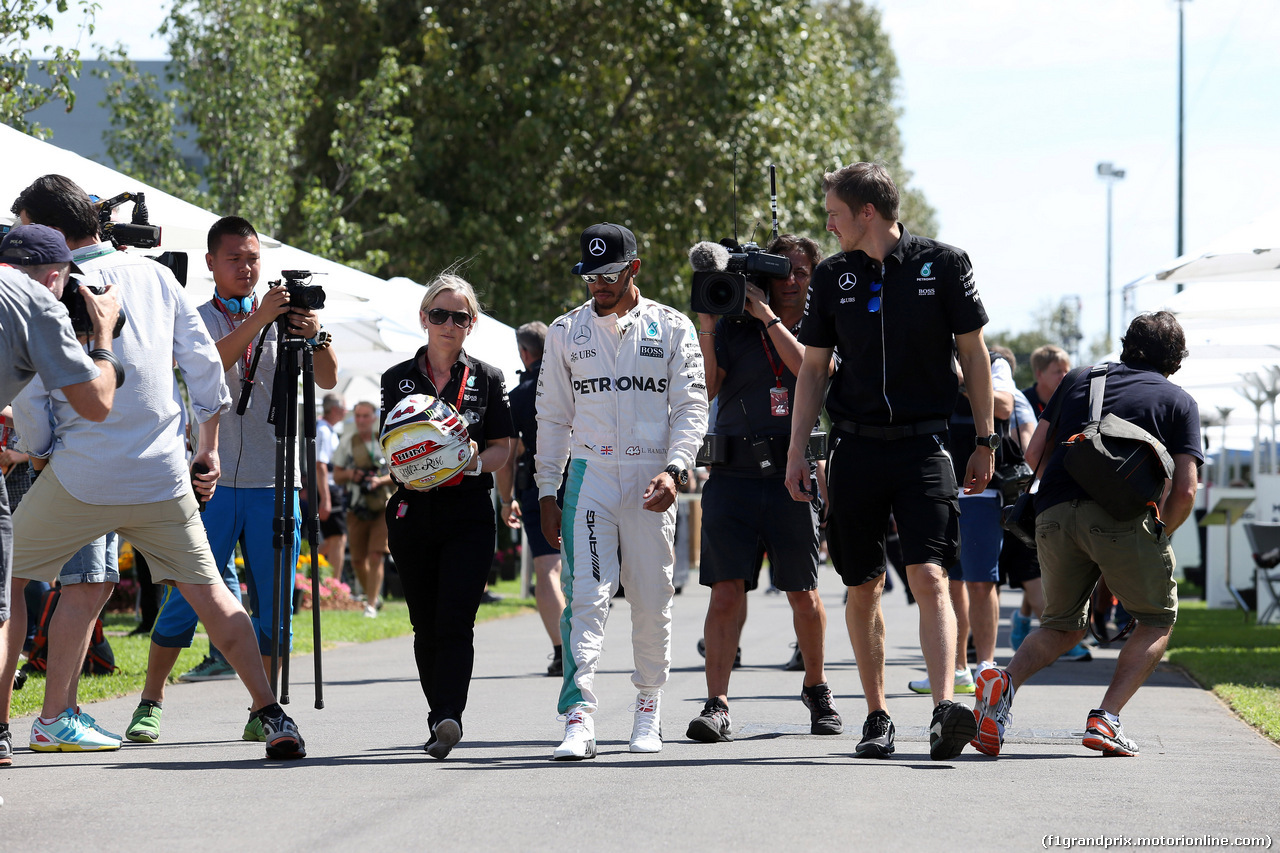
[689,241,730,273]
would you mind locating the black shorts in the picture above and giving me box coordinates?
[699,473,819,592]
[825,432,959,587]
[519,486,562,558]
[998,529,1041,587]
[319,483,347,538]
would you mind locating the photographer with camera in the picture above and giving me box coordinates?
[331,401,393,619]
[972,312,1202,758]
[686,233,843,745]
[0,224,121,765]
[125,215,336,746]
[785,162,991,761]
[537,223,708,760]
[4,177,306,759]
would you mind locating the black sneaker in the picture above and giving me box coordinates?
[783,643,804,672]
[252,704,306,760]
[855,710,895,758]
[801,683,843,735]
[546,648,564,678]
[930,699,977,761]
[686,697,733,743]
[426,718,461,760]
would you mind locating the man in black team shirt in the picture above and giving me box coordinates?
[785,162,994,761]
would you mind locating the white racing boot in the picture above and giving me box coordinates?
[553,705,596,761]
[629,690,663,753]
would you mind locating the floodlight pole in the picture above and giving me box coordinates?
[1097,162,1126,346]
[1176,0,1190,291]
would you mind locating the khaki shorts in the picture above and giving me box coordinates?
[347,512,389,565]
[1036,499,1178,630]
[13,468,220,587]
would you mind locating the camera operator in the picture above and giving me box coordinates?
[125,215,336,745]
[686,233,843,744]
[6,177,306,759]
[0,224,121,765]
[785,162,990,761]
[537,223,708,759]
[972,312,1201,758]
[331,401,392,619]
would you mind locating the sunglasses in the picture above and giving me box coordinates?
[867,280,883,314]
[581,267,629,285]
[426,308,474,328]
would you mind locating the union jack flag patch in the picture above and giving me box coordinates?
[599,445,614,456]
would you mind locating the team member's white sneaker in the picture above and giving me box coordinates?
[553,705,596,761]
[629,690,662,753]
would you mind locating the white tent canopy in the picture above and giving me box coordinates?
[0,124,521,403]
[1119,206,1280,450]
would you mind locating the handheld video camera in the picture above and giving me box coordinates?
[93,191,188,286]
[689,239,791,317]
[59,280,126,339]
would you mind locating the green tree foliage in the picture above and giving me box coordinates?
[101,0,931,325]
[0,0,98,138]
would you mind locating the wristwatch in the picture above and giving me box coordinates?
[663,464,689,487]
[974,434,1001,450]
[306,329,332,350]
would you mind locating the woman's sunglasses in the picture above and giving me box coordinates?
[426,308,474,328]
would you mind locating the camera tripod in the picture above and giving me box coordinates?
[239,313,325,710]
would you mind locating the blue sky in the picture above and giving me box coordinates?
[42,0,1280,347]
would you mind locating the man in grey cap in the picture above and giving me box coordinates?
[0,223,122,766]
[536,222,708,759]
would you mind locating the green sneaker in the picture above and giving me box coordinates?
[125,701,163,743]
[243,715,266,742]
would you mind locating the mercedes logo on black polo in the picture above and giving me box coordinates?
[399,379,416,394]
[838,272,857,291]
[588,237,607,256]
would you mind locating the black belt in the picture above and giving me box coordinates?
[833,419,948,440]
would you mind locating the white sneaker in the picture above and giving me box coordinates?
[553,705,596,760]
[908,667,976,695]
[629,690,662,753]
[363,604,378,619]
[975,660,997,675]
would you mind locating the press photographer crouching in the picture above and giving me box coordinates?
[3,175,306,759]
[972,311,1202,759]
[688,233,843,744]
[0,224,122,766]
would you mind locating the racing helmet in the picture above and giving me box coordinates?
[379,394,474,490]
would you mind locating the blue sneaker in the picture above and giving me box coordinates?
[1060,643,1093,662]
[1010,611,1032,651]
[30,708,121,752]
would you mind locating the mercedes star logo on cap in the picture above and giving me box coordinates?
[588,238,607,256]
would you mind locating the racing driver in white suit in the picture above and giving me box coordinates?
[537,222,708,760]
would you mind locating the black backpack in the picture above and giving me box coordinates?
[20,586,117,681]
[1062,364,1175,521]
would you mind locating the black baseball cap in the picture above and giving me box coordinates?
[572,222,639,276]
[0,224,82,274]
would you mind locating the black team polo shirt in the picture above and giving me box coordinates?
[799,224,988,427]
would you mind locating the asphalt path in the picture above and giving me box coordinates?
[1,565,1276,852]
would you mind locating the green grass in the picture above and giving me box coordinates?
[1165,597,1280,743]
[9,579,533,720]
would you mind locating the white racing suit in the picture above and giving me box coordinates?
[535,296,708,713]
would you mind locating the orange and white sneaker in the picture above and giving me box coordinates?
[1083,709,1139,757]
[971,668,1013,757]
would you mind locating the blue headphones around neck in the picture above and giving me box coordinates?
[215,292,257,315]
